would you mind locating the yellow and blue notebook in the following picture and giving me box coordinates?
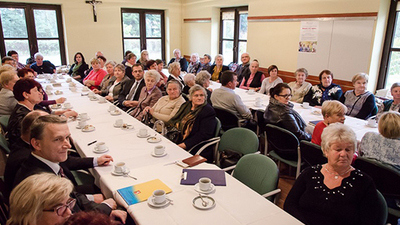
[117,179,172,205]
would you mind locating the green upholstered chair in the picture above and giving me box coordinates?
[232,154,280,202]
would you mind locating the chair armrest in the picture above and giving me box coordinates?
[262,189,281,198]
[222,165,236,172]
[188,137,220,155]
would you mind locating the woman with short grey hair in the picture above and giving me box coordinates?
[195,70,212,105]
[93,60,117,95]
[30,52,56,74]
[182,73,196,95]
[187,53,200,74]
[285,123,379,225]
[129,70,162,120]
[167,62,184,87]
[208,54,229,82]
[288,68,312,103]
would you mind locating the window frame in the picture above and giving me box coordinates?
[0,2,66,65]
[378,0,400,89]
[219,6,248,64]
[120,8,165,61]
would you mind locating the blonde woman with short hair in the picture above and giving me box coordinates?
[311,100,347,146]
[83,58,107,90]
[360,111,400,170]
[7,173,74,225]
[0,70,19,115]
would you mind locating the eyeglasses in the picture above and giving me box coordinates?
[43,198,76,216]
[277,94,292,98]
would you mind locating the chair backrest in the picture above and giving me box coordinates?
[214,117,222,137]
[300,140,327,168]
[233,154,279,200]
[376,190,388,225]
[0,115,10,134]
[265,124,299,161]
[213,106,240,131]
[217,127,259,155]
[354,157,400,199]
[0,133,10,154]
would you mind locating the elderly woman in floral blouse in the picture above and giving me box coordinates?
[303,69,343,107]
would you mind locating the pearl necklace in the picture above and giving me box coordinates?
[324,165,353,179]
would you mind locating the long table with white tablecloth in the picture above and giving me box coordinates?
[37,75,302,225]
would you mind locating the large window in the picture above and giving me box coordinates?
[219,6,248,65]
[121,8,165,61]
[0,3,66,66]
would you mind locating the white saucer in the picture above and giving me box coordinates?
[147,136,161,143]
[137,134,151,138]
[113,123,122,128]
[111,168,130,176]
[75,125,85,129]
[194,183,215,194]
[63,106,73,110]
[151,151,167,157]
[311,110,321,115]
[82,125,95,132]
[82,89,89,92]
[147,196,170,208]
[93,146,109,153]
[366,123,378,128]
[77,116,90,121]
[55,91,63,95]
[110,110,121,116]
[89,97,98,101]
[192,195,216,210]
[253,103,262,107]
[98,101,107,104]
[247,91,255,95]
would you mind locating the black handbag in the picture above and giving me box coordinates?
[219,149,243,169]
[141,113,154,128]
[165,127,183,144]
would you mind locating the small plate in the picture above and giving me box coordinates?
[110,110,121,116]
[151,151,167,157]
[82,125,95,132]
[194,183,215,194]
[192,196,216,210]
[63,106,73,110]
[82,88,90,92]
[147,196,170,208]
[137,133,151,138]
[55,91,63,95]
[311,110,321,115]
[253,103,262,107]
[121,124,134,130]
[247,91,255,95]
[98,101,107,104]
[366,123,378,128]
[147,136,161,143]
[111,168,130,176]
[93,146,109,153]
[89,97,98,101]
[51,104,62,109]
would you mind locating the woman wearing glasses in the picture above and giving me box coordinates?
[7,173,74,225]
[264,83,311,156]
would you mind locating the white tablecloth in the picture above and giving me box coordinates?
[37,75,303,225]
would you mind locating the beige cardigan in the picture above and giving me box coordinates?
[151,95,186,122]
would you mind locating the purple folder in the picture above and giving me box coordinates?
[180,169,226,186]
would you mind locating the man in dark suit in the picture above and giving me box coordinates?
[5,110,113,196]
[12,115,127,222]
[118,63,145,111]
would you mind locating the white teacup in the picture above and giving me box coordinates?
[248,89,255,94]
[79,113,88,120]
[367,118,377,127]
[154,145,165,155]
[78,120,87,128]
[82,86,89,91]
[69,82,76,87]
[70,87,77,92]
[66,78,72,82]
[109,105,116,112]
[88,92,95,97]
[114,162,127,174]
[255,97,261,107]
[64,102,71,108]
[139,128,148,137]
[303,102,310,108]
[152,189,166,204]
[199,177,212,191]
[115,119,123,127]
[96,142,107,151]
[46,85,53,90]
